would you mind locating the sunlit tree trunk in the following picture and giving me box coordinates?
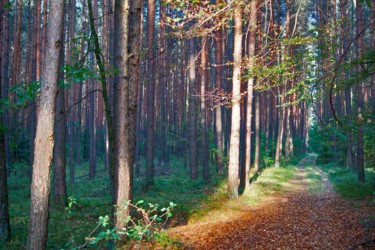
[254,93,260,172]
[113,0,142,230]
[227,2,242,199]
[243,0,256,191]
[274,0,283,168]
[200,36,210,182]
[27,0,65,248]
[214,17,224,173]
[188,38,198,180]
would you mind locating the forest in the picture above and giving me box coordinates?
[0,0,374,249]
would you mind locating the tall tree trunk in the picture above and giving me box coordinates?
[27,0,65,248]
[53,46,66,205]
[0,0,11,241]
[88,73,96,178]
[87,0,115,188]
[12,0,23,87]
[1,0,10,169]
[159,3,168,166]
[355,2,365,182]
[145,0,155,189]
[200,36,210,182]
[214,19,224,173]
[188,38,198,180]
[254,93,261,172]
[243,0,256,191]
[340,0,353,168]
[113,0,142,231]
[53,91,66,204]
[227,2,242,199]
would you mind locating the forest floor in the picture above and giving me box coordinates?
[169,155,375,249]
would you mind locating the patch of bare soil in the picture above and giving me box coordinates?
[169,155,375,249]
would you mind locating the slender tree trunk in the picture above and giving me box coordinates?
[113,0,142,231]
[243,0,256,191]
[200,36,210,182]
[0,0,11,240]
[2,0,10,168]
[53,46,67,205]
[87,0,115,188]
[27,1,65,248]
[254,93,261,172]
[214,20,224,173]
[227,2,242,199]
[159,3,168,166]
[188,38,198,180]
[355,2,365,182]
[12,0,23,87]
[53,92,66,204]
[145,0,156,189]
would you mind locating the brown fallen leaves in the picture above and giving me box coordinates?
[169,157,375,250]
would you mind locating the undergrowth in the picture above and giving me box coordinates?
[318,163,374,199]
[4,155,301,249]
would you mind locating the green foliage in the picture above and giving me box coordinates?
[65,196,77,214]
[319,164,374,199]
[76,200,177,248]
[0,81,40,112]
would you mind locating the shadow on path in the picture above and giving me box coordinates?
[170,154,375,249]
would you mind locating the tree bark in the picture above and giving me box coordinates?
[200,36,210,182]
[227,2,242,199]
[145,0,156,190]
[53,58,67,205]
[188,38,198,180]
[27,0,65,248]
[0,0,11,241]
[214,19,224,173]
[254,93,260,172]
[113,0,142,231]
[355,2,365,182]
[243,0,256,191]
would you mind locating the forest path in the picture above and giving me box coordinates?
[169,155,375,249]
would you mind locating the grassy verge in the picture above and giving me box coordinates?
[186,164,296,223]
[318,163,374,199]
[4,156,299,249]
[304,166,324,193]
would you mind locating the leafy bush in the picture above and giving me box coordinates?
[75,200,177,248]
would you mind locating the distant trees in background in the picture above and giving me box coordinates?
[0,0,373,246]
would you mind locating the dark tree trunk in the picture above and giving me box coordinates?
[145,0,156,189]
[0,0,11,241]
[355,2,365,182]
[53,55,67,205]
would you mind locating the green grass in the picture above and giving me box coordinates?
[319,163,374,199]
[304,167,323,193]
[4,156,299,249]
[242,166,295,204]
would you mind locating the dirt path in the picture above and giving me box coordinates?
[170,155,375,249]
